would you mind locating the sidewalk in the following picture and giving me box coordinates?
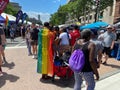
[0,47,120,90]
[82,72,120,90]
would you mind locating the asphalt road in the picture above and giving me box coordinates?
[6,37,26,47]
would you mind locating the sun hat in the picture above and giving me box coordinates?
[106,25,113,29]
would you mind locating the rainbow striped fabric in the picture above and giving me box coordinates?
[37,27,54,76]
[5,15,9,26]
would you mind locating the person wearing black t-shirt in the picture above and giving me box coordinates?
[30,23,39,59]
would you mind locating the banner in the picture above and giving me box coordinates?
[0,0,9,14]
[16,10,23,24]
[22,13,27,24]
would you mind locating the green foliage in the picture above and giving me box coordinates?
[99,0,113,11]
[50,0,114,25]
[4,3,18,16]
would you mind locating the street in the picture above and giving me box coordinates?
[0,37,120,90]
[6,37,26,48]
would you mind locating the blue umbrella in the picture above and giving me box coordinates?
[94,21,109,27]
[80,21,109,30]
[0,15,5,23]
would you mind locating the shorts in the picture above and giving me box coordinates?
[2,45,6,50]
[103,47,111,56]
[31,40,38,45]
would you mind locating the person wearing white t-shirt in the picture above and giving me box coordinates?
[58,27,71,56]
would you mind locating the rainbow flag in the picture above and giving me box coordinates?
[5,15,9,26]
[37,27,55,76]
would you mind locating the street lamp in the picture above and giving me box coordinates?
[94,0,100,22]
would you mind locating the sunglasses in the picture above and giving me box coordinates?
[107,28,112,29]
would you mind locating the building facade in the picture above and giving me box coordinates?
[74,0,120,25]
[113,0,120,23]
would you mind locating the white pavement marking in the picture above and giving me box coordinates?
[6,46,27,49]
[95,72,120,90]
[14,41,26,47]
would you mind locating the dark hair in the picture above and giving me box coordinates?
[54,26,59,31]
[49,25,53,31]
[74,25,79,30]
[62,27,67,32]
[69,27,74,30]
[81,29,92,40]
[91,29,98,35]
[44,22,49,27]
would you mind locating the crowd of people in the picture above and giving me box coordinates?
[0,21,118,90]
[36,22,117,90]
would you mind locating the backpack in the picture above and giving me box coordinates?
[69,49,85,73]
[69,41,88,73]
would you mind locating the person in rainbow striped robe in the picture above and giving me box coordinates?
[37,22,55,79]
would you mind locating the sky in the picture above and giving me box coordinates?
[10,0,67,23]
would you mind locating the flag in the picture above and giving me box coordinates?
[5,15,9,26]
[22,13,27,24]
[16,10,23,24]
[0,0,9,14]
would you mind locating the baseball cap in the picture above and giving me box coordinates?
[100,30,104,33]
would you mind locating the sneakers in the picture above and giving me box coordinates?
[32,55,36,59]
[32,55,37,59]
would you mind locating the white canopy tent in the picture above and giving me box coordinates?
[27,21,32,25]
[19,20,32,25]
[1,13,16,22]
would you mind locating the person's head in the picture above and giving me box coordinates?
[44,22,49,28]
[49,25,54,31]
[53,26,59,32]
[106,25,113,33]
[91,29,98,38]
[59,27,67,33]
[74,25,79,30]
[31,23,35,28]
[81,29,92,41]
[26,27,30,33]
[68,27,73,33]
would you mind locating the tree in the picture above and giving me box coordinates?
[49,0,114,25]
[4,3,18,16]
